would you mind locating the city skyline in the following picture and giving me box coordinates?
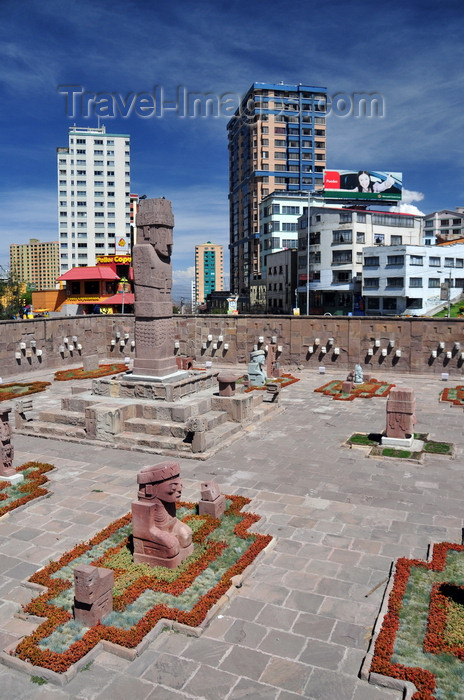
[1,0,463,300]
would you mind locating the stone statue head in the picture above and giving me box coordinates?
[250,350,265,366]
[137,460,183,502]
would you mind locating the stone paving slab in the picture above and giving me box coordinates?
[1,365,462,697]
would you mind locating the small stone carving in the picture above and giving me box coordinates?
[198,481,226,518]
[342,380,354,394]
[73,564,114,626]
[0,406,15,477]
[132,461,193,568]
[386,387,416,439]
[354,364,364,384]
[247,350,267,387]
[14,398,33,429]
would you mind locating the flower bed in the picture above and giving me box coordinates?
[54,364,128,381]
[0,462,54,517]
[239,373,300,392]
[370,543,464,698]
[0,382,50,402]
[441,386,464,407]
[316,378,394,401]
[13,495,271,673]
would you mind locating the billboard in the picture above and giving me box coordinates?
[323,170,402,201]
[115,236,130,254]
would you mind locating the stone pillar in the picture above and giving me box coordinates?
[385,388,416,439]
[132,199,178,379]
[0,406,18,480]
[217,373,238,397]
[73,564,114,626]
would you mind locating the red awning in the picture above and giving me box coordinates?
[98,293,135,305]
[57,267,120,281]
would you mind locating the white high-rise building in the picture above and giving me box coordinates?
[57,125,131,273]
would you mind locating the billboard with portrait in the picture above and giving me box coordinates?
[323,170,402,201]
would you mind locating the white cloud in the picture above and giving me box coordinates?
[389,203,425,216]
[401,189,424,205]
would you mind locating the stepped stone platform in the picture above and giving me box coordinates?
[15,370,282,460]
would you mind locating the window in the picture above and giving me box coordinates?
[410,255,423,265]
[409,277,423,287]
[76,138,86,144]
[429,278,440,287]
[282,222,298,232]
[455,278,464,287]
[391,235,403,245]
[94,150,103,155]
[457,259,464,268]
[364,255,379,267]
[383,298,397,310]
[282,206,300,215]
[333,230,352,243]
[387,255,404,266]
[332,250,352,264]
[445,258,454,267]
[356,232,365,244]
[76,149,86,154]
[364,278,379,288]
[367,297,380,309]
[429,256,440,266]
[386,277,404,287]
[373,214,414,227]
[274,140,286,147]
[275,152,286,159]
[357,213,366,223]
[356,252,363,264]
[333,271,351,283]
[339,212,352,223]
[94,139,103,144]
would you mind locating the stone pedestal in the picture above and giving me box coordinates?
[217,373,239,397]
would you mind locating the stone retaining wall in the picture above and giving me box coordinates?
[1,314,463,379]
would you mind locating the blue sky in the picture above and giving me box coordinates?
[1,0,463,300]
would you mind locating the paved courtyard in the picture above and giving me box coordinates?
[0,364,463,699]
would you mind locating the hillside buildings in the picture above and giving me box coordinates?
[362,241,464,316]
[10,238,59,290]
[297,205,422,315]
[194,242,224,305]
[423,208,464,246]
[227,82,327,304]
[57,125,131,274]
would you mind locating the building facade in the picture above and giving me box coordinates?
[10,238,59,290]
[362,242,464,316]
[423,208,464,246]
[265,248,298,314]
[194,242,224,304]
[57,125,131,274]
[297,206,422,315]
[227,82,327,304]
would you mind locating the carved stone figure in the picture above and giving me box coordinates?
[247,350,267,387]
[386,387,416,439]
[132,461,193,568]
[132,199,178,378]
[199,481,226,518]
[0,406,15,477]
[354,364,363,384]
[73,564,114,626]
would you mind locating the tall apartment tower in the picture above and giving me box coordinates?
[10,238,59,290]
[57,125,131,273]
[194,242,224,304]
[227,82,327,303]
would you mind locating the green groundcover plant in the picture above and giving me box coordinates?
[12,496,271,674]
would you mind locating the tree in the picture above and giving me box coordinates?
[0,270,28,319]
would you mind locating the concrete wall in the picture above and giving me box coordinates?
[1,314,464,380]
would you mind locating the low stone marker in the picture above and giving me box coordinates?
[82,354,99,372]
[0,405,23,484]
[73,564,114,626]
[198,481,226,518]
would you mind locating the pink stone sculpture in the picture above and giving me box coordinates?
[132,199,178,378]
[132,461,193,568]
[73,564,114,626]
[0,406,15,477]
[385,387,416,439]
[198,481,226,518]
[342,381,354,394]
[217,373,238,397]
